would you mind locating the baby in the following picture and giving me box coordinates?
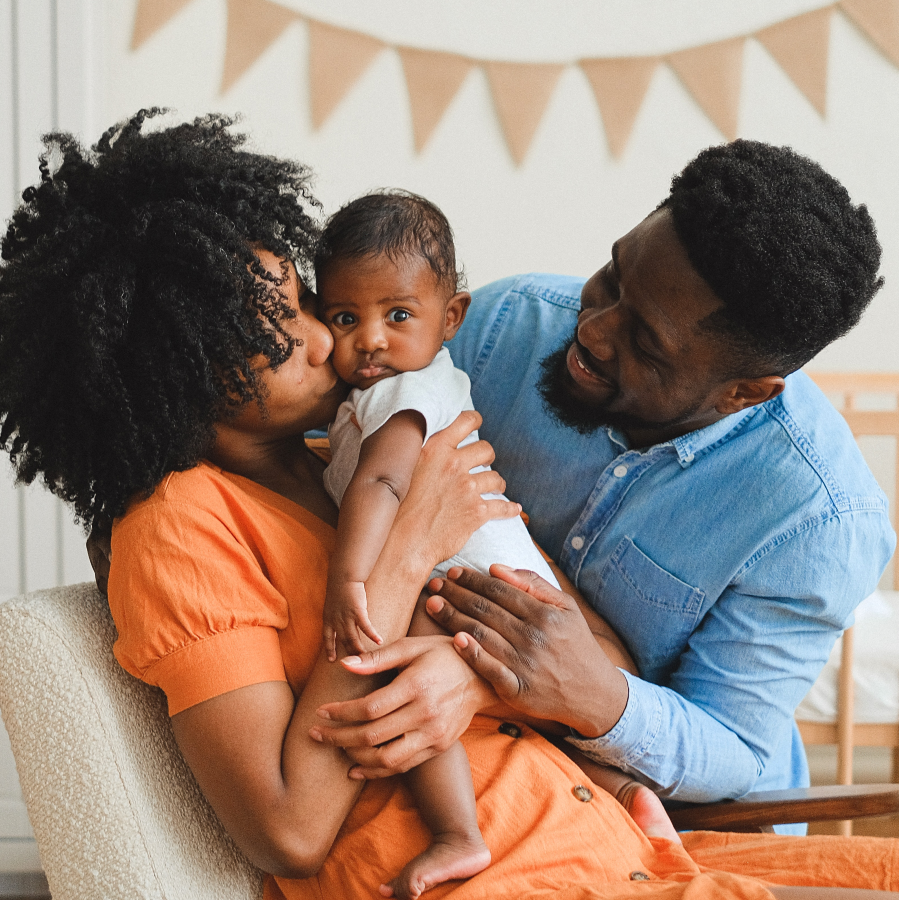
[316,190,678,899]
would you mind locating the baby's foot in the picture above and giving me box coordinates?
[379,832,491,899]
[616,781,682,845]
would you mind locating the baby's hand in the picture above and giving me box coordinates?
[323,580,384,662]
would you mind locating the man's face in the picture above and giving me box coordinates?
[539,207,737,448]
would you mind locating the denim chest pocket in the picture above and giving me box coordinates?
[599,537,705,684]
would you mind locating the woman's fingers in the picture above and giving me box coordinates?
[309,636,484,776]
[431,409,483,447]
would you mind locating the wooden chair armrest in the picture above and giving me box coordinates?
[665,783,899,832]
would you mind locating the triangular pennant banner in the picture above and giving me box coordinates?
[756,7,833,115]
[840,0,899,65]
[308,21,384,130]
[580,57,660,158]
[221,0,297,93]
[484,61,565,164]
[667,38,745,141]
[130,0,196,50]
[398,48,474,152]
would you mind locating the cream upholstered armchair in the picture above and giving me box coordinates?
[0,582,263,900]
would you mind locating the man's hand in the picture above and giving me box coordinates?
[308,635,493,778]
[426,565,629,738]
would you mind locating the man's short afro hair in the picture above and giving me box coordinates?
[0,109,322,528]
[664,139,883,374]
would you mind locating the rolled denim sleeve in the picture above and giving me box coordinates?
[568,510,895,801]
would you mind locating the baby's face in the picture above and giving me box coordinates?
[317,253,466,390]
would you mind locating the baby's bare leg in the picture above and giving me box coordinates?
[380,743,490,900]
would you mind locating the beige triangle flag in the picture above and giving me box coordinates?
[579,57,660,158]
[840,0,899,65]
[483,62,565,164]
[221,0,298,93]
[130,0,196,50]
[398,48,474,152]
[756,8,833,115]
[667,38,745,140]
[308,21,384,129]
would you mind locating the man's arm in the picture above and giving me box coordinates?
[426,516,892,801]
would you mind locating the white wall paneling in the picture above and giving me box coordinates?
[0,0,100,876]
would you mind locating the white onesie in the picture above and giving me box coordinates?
[324,347,559,586]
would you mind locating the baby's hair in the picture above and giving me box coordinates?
[314,189,465,292]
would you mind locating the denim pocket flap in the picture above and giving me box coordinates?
[601,537,705,682]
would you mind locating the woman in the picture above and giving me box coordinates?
[0,110,894,900]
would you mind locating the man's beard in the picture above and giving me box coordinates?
[537,337,705,440]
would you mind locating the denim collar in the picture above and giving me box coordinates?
[606,404,761,467]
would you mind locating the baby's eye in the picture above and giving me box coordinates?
[387,309,411,323]
[332,312,356,327]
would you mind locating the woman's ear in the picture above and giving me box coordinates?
[443,291,472,340]
[715,375,785,415]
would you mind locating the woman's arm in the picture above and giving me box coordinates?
[170,411,519,877]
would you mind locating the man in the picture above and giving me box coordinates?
[310,140,894,827]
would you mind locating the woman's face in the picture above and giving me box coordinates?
[229,250,347,437]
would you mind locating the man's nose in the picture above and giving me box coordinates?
[577,307,616,362]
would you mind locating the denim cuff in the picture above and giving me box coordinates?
[565,670,662,770]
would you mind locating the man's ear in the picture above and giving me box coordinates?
[715,375,785,415]
[443,291,471,340]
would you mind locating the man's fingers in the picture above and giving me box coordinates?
[451,632,521,701]
[424,592,511,653]
[487,564,572,609]
[428,574,526,639]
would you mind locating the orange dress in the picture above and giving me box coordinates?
[108,462,897,900]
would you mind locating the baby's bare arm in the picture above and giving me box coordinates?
[330,409,426,584]
[325,410,428,657]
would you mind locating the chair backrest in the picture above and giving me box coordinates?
[0,583,263,900]
[798,372,899,799]
[808,372,898,590]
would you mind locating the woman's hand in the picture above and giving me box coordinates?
[394,411,521,574]
[309,635,494,778]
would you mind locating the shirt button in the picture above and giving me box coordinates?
[498,722,522,738]
[684,452,695,463]
[630,871,650,881]
[572,785,593,802]
[613,465,628,478]
[571,536,585,550]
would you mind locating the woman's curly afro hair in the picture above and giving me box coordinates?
[664,139,883,375]
[0,109,322,529]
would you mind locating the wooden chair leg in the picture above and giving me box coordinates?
[836,625,856,836]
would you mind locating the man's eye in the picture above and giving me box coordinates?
[332,312,356,326]
[601,264,621,300]
[387,309,411,323]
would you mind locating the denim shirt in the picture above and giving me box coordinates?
[448,273,895,807]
